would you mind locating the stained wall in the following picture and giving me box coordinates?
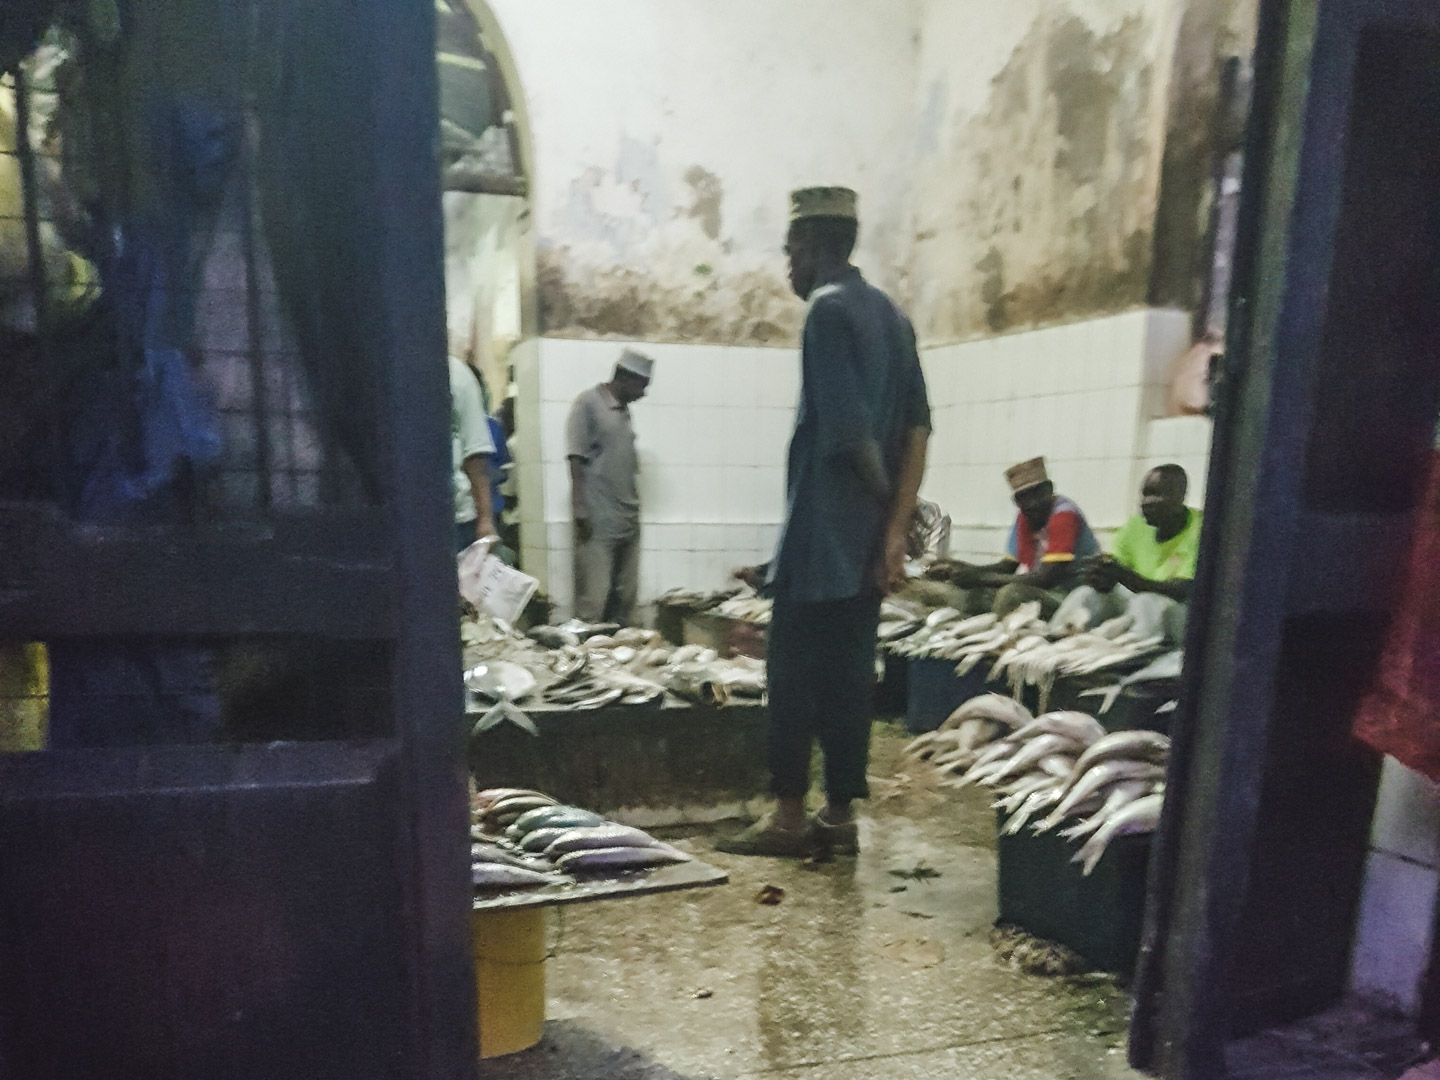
[481,0,1237,612]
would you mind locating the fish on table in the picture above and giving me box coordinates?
[505,806,607,838]
[544,824,660,856]
[556,845,691,873]
[471,863,571,891]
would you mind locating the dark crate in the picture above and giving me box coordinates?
[996,811,1152,974]
[469,699,769,819]
[655,603,688,646]
[874,653,908,718]
[1046,674,1178,735]
[905,657,992,733]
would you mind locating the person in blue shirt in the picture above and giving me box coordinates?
[723,186,931,858]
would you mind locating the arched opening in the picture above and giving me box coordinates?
[436,0,539,573]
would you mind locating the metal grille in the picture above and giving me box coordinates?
[1,18,373,524]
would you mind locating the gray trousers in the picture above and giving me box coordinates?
[573,528,641,624]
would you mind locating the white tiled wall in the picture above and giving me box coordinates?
[920,310,1199,560]
[514,308,1213,614]
[1141,416,1214,508]
[1350,757,1440,1016]
[515,338,796,615]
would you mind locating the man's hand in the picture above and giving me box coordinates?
[875,524,908,596]
[476,516,497,542]
[734,565,764,590]
[574,516,592,544]
[927,560,983,588]
[1085,555,1124,593]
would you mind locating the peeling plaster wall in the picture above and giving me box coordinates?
[910,0,1185,344]
[1148,0,1259,310]
[476,0,1256,607]
[486,0,921,346]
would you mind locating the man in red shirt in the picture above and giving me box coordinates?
[929,457,1099,618]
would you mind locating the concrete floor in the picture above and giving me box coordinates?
[478,726,1144,1080]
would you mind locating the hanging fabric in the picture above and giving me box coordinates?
[1353,449,1440,780]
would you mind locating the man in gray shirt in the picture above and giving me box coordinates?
[565,349,653,624]
[722,186,931,858]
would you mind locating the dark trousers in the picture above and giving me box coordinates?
[766,593,881,802]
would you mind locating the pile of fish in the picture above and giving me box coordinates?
[880,598,1167,713]
[712,593,773,626]
[907,701,1168,875]
[988,615,1165,711]
[471,788,691,893]
[462,612,768,718]
[1079,649,1183,714]
[657,587,744,613]
[880,608,1002,659]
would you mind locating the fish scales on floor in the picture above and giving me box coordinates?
[469,788,691,895]
[459,612,768,718]
[905,701,1168,875]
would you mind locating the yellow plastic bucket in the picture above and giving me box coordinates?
[471,907,546,1058]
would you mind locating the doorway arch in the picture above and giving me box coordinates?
[437,0,541,578]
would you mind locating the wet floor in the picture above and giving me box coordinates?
[479,725,1143,1080]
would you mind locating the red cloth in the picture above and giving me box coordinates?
[1354,450,1440,781]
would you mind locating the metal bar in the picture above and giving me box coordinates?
[1192,57,1243,343]
[11,66,50,347]
[241,115,275,510]
[363,0,480,1069]
[1129,0,1295,1071]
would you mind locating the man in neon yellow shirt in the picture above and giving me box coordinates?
[1087,464,1202,602]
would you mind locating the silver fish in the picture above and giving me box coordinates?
[544,825,659,856]
[1074,793,1164,875]
[1066,730,1171,786]
[950,739,1022,785]
[480,794,560,828]
[613,627,660,648]
[475,788,553,810]
[556,845,691,873]
[549,646,589,684]
[1008,711,1107,746]
[941,693,1032,732]
[1055,780,1155,841]
[995,772,1064,812]
[466,661,537,703]
[1081,649,1183,713]
[986,733,1085,785]
[878,619,923,642]
[507,806,607,836]
[519,826,572,853]
[1037,759,1167,832]
[664,663,727,706]
[529,625,581,649]
[472,843,548,870]
[1037,752,1078,778]
[471,863,569,890]
[1002,786,1064,834]
[471,698,540,738]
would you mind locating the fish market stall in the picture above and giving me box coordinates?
[653,587,744,646]
[468,789,728,1056]
[881,598,1180,734]
[905,695,1169,972]
[463,615,771,823]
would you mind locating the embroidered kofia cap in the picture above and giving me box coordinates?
[616,348,654,380]
[789,186,858,222]
[1005,456,1049,493]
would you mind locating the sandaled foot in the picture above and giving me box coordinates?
[714,815,816,858]
[814,815,859,857]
